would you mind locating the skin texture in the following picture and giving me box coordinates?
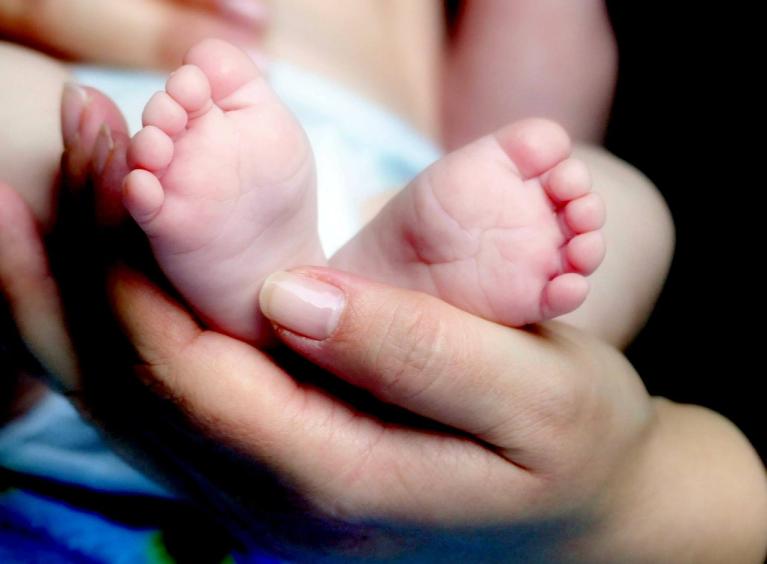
[0,87,765,562]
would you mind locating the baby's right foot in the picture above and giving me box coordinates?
[332,119,605,326]
[124,39,324,345]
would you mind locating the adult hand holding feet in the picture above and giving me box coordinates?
[1,51,765,561]
[32,209,767,561]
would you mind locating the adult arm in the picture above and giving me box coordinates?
[0,0,266,68]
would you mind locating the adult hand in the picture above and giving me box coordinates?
[104,260,767,562]
[0,0,266,69]
[1,86,765,562]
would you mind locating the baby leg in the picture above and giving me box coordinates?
[443,0,617,147]
[0,42,70,228]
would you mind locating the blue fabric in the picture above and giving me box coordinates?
[0,488,163,563]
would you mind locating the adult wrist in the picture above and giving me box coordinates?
[572,398,767,563]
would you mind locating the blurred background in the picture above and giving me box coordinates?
[604,3,764,461]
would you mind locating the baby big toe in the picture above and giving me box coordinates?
[566,231,606,275]
[166,64,212,116]
[495,118,571,179]
[183,38,261,106]
[142,91,187,137]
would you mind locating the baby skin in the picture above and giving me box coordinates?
[124,40,605,345]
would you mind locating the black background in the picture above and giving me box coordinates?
[606,4,763,461]
[442,1,764,460]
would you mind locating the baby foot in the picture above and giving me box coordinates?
[124,39,324,344]
[332,119,605,326]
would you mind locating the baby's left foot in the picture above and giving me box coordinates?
[123,40,324,344]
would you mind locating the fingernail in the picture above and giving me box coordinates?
[260,271,345,340]
[92,124,114,175]
[61,82,89,148]
[219,0,270,26]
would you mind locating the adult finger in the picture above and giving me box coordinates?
[0,182,78,389]
[62,84,130,180]
[0,84,133,391]
[0,81,128,390]
[259,267,619,471]
[107,265,541,524]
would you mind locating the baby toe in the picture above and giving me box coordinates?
[142,91,187,136]
[543,158,592,204]
[541,273,589,319]
[166,64,212,115]
[183,38,262,105]
[494,118,571,180]
[129,126,174,171]
[564,193,605,234]
[565,231,606,275]
[123,169,165,228]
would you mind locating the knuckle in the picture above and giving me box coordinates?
[526,372,585,436]
[521,345,615,477]
[370,297,449,402]
[523,351,597,441]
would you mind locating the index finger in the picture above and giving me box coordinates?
[0,182,79,389]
